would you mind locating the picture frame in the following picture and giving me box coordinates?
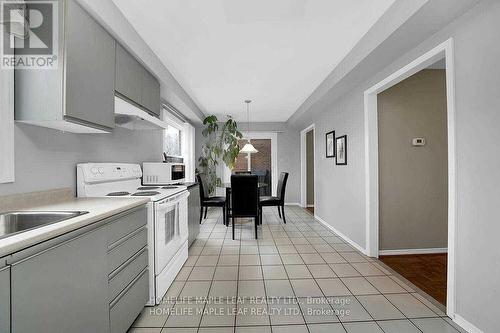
[326,131,335,158]
[335,135,347,165]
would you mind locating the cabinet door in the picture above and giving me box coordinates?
[188,185,201,246]
[0,266,9,333]
[64,0,116,129]
[141,69,161,117]
[115,43,143,105]
[11,227,108,333]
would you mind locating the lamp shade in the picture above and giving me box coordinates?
[240,142,258,154]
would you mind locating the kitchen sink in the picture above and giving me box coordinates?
[0,211,89,240]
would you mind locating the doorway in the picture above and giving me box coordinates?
[300,124,315,211]
[364,39,456,315]
[377,64,448,305]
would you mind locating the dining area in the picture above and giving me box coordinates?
[196,172,290,239]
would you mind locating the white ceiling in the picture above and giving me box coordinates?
[112,0,395,122]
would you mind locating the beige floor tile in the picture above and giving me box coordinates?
[411,318,460,333]
[272,325,309,333]
[213,266,238,280]
[236,300,270,326]
[343,321,384,332]
[329,264,361,277]
[341,277,379,295]
[268,300,304,325]
[316,279,351,297]
[365,276,406,294]
[208,280,237,299]
[200,301,236,327]
[290,279,323,297]
[188,266,215,281]
[376,319,421,333]
[179,281,211,299]
[301,253,326,264]
[164,301,205,328]
[281,253,305,265]
[260,254,283,265]
[385,294,438,318]
[218,255,239,266]
[262,265,288,279]
[350,262,385,276]
[307,323,346,333]
[298,297,339,323]
[357,295,405,320]
[239,265,263,280]
[238,280,266,298]
[308,264,336,279]
[265,279,295,297]
[240,254,261,265]
[195,255,219,266]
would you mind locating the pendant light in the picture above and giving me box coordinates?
[240,100,258,154]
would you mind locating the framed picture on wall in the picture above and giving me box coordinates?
[336,135,347,165]
[326,131,335,158]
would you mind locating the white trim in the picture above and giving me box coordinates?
[363,38,457,319]
[223,131,278,196]
[453,314,484,333]
[285,202,301,206]
[379,248,448,256]
[315,215,367,255]
[306,205,315,208]
[300,124,316,208]
[0,36,15,184]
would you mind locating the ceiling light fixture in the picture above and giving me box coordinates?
[240,99,258,154]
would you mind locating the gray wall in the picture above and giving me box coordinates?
[0,124,163,196]
[289,0,500,330]
[306,130,314,206]
[195,122,300,204]
[378,69,448,251]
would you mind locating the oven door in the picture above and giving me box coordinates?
[154,191,189,275]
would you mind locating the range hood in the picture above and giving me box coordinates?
[114,96,168,130]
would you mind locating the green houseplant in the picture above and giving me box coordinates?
[198,115,243,194]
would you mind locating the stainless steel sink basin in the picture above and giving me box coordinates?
[0,211,89,240]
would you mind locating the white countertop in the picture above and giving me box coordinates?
[0,197,149,258]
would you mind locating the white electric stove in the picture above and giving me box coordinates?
[76,163,189,305]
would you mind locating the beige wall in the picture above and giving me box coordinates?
[306,130,314,206]
[378,69,448,251]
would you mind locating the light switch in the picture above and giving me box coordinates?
[412,137,426,146]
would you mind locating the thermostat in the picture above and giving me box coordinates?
[412,137,426,146]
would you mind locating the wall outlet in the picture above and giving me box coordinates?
[412,137,426,146]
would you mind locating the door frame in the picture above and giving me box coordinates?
[300,124,316,208]
[364,38,456,317]
[223,132,278,196]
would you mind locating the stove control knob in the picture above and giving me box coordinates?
[90,167,98,174]
[98,168,104,174]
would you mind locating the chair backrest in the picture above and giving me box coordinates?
[231,175,259,217]
[234,171,251,175]
[276,172,289,203]
[196,173,209,200]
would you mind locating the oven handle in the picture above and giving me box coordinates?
[156,191,189,206]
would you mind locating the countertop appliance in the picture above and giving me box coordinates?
[142,162,186,185]
[76,163,189,305]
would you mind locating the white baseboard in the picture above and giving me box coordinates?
[314,214,367,255]
[306,204,314,208]
[379,248,448,256]
[453,314,484,333]
[285,202,300,206]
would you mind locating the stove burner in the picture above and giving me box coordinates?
[132,191,160,196]
[137,186,160,190]
[106,191,130,196]
[162,186,179,189]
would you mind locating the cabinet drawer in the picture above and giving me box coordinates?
[108,227,147,274]
[107,207,147,247]
[109,248,148,303]
[110,269,149,333]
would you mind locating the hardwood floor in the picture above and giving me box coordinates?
[380,253,447,305]
[306,206,314,214]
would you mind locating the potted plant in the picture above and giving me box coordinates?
[197,115,243,194]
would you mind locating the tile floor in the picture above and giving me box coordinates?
[129,206,465,333]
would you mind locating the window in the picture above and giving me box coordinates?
[162,106,196,182]
[164,124,182,157]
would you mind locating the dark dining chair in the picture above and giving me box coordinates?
[259,172,289,224]
[197,173,226,224]
[230,175,260,239]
